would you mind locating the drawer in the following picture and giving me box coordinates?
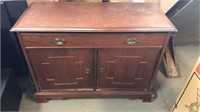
[20,33,168,48]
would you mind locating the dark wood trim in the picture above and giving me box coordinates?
[34,90,155,103]
[93,49,98,90]
[24,46,163,49]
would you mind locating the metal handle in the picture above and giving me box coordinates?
[85,68,91,74]
[125,38,138,45]
[98,67,105,73]
[52,38,66,46]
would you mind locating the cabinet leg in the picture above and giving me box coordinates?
[143,93,156,102]
[34,95,48,103]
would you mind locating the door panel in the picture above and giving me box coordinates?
[28,49,93,90]
[97,48,161,90]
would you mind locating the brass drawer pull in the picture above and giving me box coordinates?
[52,38,66,46]
[125,38,138,45]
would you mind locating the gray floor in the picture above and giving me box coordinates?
[19,46,200,112]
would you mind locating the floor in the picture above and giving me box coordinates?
[19,46,200,112]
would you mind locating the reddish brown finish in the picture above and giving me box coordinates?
[34,90,155,103]
[21,33,166,48]
[10,2,177,32]
[97,48,161,90]
[28,49,94,90]
[12,2,177,103]
[149,33,171,89]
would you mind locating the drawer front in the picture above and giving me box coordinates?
[20,33,167,48]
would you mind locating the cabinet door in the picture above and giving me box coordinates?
[28,49,93,90]
[97,49,160,90]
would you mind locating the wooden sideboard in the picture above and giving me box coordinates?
[11,2,177,103]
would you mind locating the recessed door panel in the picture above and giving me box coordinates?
[28,49,93,90]
[97,48,160,90]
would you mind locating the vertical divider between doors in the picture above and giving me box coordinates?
[93,49,98,91]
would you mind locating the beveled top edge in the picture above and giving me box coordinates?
[11,27,177,32]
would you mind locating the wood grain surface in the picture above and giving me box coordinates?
[11,2,177,32]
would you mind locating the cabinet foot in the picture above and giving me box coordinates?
[143,93,156,102]
[34,95,48,103]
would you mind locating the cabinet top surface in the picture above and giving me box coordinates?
[11,2,177,32]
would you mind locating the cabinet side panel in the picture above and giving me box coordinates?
[149,33,171,89]
[17,33,40,91]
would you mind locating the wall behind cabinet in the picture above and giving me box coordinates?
[1,1,28,77]
[26,0,178,13]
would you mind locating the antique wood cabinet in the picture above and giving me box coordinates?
[11,2,177,103]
